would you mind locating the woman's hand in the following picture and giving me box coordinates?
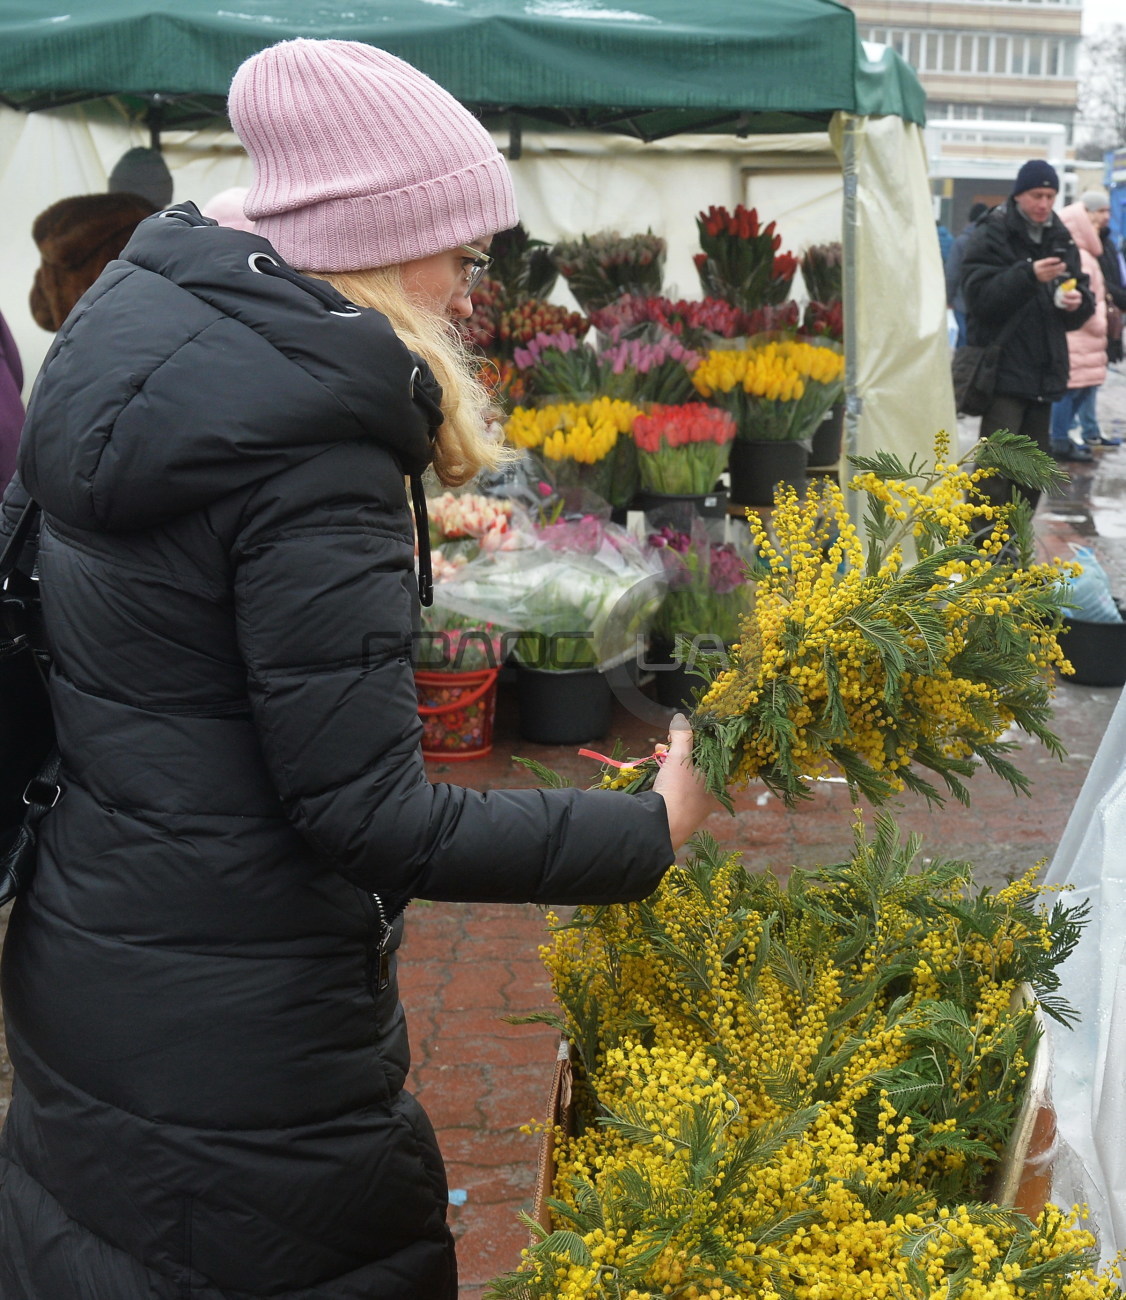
[652,714,720,851]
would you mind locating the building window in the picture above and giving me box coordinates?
[1011,36,1025,76]
[974,35,989,73]
[1026,38,1043,76]
[860,26,1077,82]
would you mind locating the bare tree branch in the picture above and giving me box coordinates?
[1080,24,1126,150]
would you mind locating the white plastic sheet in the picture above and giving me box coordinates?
[1044,684,1126,1265]
[831,114,957,473]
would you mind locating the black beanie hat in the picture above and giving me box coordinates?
[1012,159,1059,197]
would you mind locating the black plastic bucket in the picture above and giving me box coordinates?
[632,488,729,518]
[1059,617,1126,687]
[728,439,807,507]
[515,666,614,743]
[810,404,844,468]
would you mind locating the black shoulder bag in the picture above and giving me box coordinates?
[952,311,1022,417]
[0,500,59,907]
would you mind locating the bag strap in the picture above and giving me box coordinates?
[0,499,41,582]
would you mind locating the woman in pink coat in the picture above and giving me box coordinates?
[1050,197,1114,454]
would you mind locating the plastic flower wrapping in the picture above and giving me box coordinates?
[692,338,846,443]
[487,819,1119,1300]
[428,506,664,672]
[633,404,736,496]
[694,204,799,312]
[587,433,1078,811]
[419,493,515,670]
[648,521,753,650]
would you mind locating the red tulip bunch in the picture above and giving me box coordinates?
[694,204,798,312]
[632,403,735,495]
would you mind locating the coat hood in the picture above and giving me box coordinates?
[1060,202,1101,259]
[19,205,439,533]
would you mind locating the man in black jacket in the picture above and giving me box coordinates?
[961,159,1095,507]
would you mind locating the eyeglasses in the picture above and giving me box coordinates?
[457,244,493,295]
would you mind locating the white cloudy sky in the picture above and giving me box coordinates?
[1083,0,1122,34]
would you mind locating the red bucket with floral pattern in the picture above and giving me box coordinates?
[416,668,499,761]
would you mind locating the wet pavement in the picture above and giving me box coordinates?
[1,366,1126,1296]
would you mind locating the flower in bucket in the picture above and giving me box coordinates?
[416,606,503,673]
[800,239,843,305]
[505,398,642,501]
[632,403,735,496]
[597,334,702,406]
[648,522,752,652]
[588,294,756,346]
[513,331,602,402]
[694,204,799,311]
[802,296,845,344]
[551,230,666,312]
[692,337,845,442]
[586,432,1076,810]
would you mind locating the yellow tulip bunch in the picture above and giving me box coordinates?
[692,339,845,440]
[505,397,643,499]
[488,824,1117,1300]
[505,397,641,465]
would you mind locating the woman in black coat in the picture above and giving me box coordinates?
[0,40,714,1298]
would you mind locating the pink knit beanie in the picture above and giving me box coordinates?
[228,39,518,272]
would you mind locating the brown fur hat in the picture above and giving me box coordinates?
[30,192,157,332]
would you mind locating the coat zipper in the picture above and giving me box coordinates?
[362,890,409,996]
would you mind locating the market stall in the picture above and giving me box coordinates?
[0,0,954,470]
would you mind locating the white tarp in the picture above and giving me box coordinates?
[1043,684,1126,1266]
[832,113,956,472]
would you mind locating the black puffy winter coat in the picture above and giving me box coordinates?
[961,200,1095,402]
[0,208,674,1299]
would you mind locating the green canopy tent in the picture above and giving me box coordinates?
[0,0,953,471]
[0,0,923,139]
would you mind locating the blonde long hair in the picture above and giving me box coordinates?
[312,266,508,487]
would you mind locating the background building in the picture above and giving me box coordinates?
[841,0,1083,227]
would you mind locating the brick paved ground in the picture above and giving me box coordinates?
[2,366,1126,1297]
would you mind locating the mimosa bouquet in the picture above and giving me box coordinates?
[583,432,1075,808]
[694,204,798,311]
[692,338,844,441]
[551,230,666,312]
[505,398,641,501]
[488,820,1113,1300]
[632,403,736,495]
